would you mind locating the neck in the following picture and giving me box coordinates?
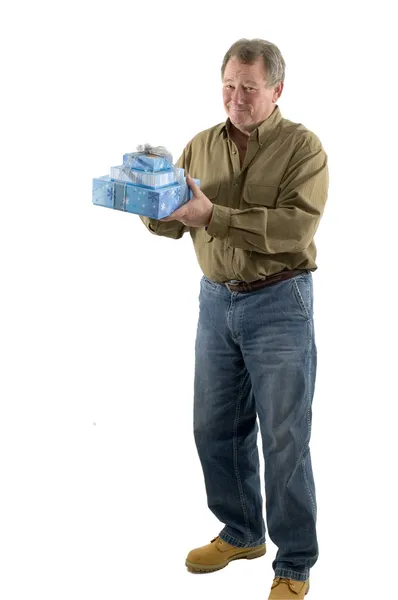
[230,124,251,149]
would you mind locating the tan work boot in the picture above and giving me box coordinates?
[268,577,310,598]
[185,535,266,573]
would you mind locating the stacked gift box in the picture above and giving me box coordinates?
[92,145,200,219]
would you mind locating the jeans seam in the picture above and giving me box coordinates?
[233,373,252,544]
[302,455,316,520]
[302,319,317,519]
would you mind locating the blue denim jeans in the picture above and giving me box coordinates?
[193,271,318,582]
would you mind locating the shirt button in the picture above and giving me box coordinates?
[232,150,237,154]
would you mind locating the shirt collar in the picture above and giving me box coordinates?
[218,104,282,145]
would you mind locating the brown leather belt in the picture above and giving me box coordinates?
[225,269,307,293]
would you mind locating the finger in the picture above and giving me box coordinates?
[160,213,176,222]
[160,208,184,222]
[186,174,200,196]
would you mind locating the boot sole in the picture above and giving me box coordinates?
[185,545,266,573]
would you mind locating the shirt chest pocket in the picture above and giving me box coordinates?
[243,184,280,208]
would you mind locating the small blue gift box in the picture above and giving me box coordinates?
[92,175,200,219]
[122,152,171,172]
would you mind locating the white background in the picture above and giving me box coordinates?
[1,1,397,599]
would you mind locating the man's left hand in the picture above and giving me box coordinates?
[160,175,214,227]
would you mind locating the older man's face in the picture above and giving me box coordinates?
[222,57,282,131]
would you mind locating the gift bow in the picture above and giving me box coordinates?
[135,144,173,164]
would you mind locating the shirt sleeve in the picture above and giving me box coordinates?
[206,133,329,254]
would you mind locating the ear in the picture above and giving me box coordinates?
[273,82,284,103]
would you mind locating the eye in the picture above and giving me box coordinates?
[244,87,255,92]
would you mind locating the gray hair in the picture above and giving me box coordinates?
[221,38,286,88]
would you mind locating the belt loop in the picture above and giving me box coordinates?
[225,280,242,292]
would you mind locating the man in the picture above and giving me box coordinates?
[140,38,328,599]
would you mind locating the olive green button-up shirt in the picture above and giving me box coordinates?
[140,105,329,283]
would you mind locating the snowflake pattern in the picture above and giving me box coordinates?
[148,191,158,203]
[170,186,181,208]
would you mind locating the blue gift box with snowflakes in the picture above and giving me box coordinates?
[92,145,200,219]
[92,175,200,219]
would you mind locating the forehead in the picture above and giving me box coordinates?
[223,56,266,83]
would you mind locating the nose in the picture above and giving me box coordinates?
[231,87,245,105]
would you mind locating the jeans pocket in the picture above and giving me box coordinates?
[292,274,312,320]
[201,275,220,291]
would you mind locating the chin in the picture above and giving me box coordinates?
[230,108,251,118]
[231,114,252,127]
[229,109,246,117]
